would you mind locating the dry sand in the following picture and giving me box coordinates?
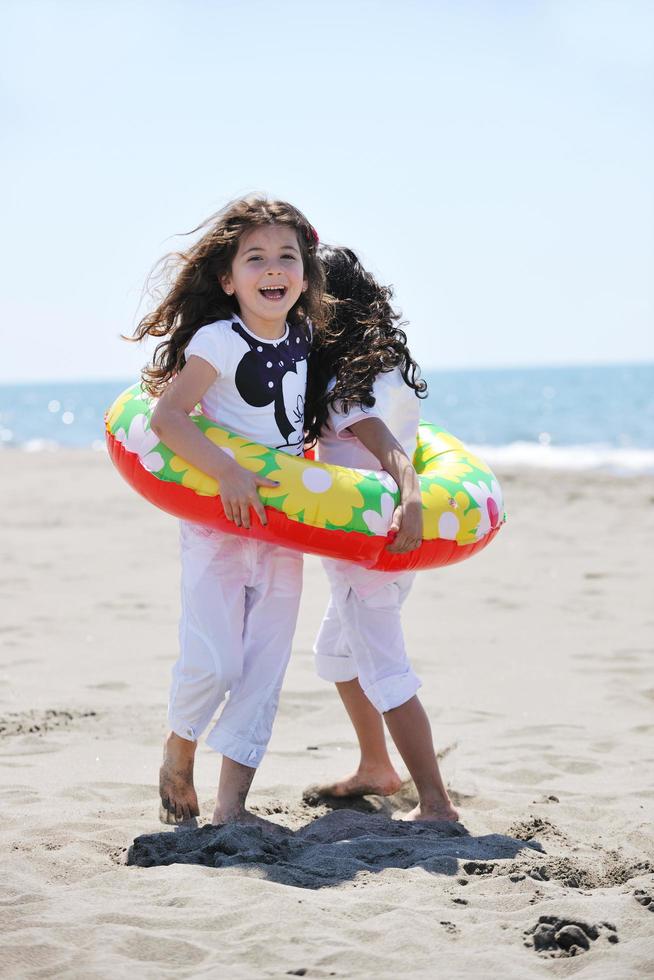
[1,451,653,978]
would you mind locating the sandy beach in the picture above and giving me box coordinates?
[2,451,653,978]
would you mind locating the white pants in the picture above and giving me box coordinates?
[169,521,303,767]
[313,558,420,713]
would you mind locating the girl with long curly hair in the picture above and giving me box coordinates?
[133,195,324,826]
[304,245,458,822]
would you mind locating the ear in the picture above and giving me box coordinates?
[220,273,234,296]
[302,277,308,293]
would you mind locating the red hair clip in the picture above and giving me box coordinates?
[305,225,319,246]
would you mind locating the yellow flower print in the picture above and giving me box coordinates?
[415,427,465,467]
[421,483,481,543]
[423,426,464,449]
[105,388,135,432]
[261,454,365,528]
[416,430,491,483]
[169,454,218,496]
[420,450,477,483]
[169,428,268,497]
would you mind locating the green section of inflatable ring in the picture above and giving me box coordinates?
[106,383,498,542]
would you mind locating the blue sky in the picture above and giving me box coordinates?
[2,0,652,382]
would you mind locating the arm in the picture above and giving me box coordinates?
[346,417,422,553]
[150,356,277,529]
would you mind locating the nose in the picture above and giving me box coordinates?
[264,256,284,275]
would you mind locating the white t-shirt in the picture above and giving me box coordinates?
[185,314,311,456]
[317,367,420,469]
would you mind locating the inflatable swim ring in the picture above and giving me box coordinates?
[105,383,504,572]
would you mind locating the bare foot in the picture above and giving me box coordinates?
[400,800,460,822]
[211,756,257,827]
[159,732,200,824]
[211,808,272,828]
[304,766,404,801]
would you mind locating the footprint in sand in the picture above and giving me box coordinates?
[87,682,128,692]
[632,723,654,734]
[0,709,97,737]
[0,786,41,804]
[118,933,207,968]
[542,755,601,775]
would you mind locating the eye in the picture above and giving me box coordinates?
[281,253,297,260]
[247,255,263,262]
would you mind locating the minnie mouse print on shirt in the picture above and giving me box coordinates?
[184,315,312,456]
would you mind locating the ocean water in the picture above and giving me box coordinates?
[422,363,654,475]
[1,364,653,474]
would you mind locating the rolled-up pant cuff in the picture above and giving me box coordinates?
[169,716,200,742]
[314,651,359,683]
[205,726,266,768]
[363,669,421,714]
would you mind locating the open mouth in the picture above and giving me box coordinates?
[259,285,287,301]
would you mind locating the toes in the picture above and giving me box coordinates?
[160,799,184,825]
[159,801,174,825]
[159,783,199,824]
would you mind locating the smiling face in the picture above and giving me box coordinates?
[220,224,308,339]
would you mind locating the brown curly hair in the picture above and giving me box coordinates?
[130,195,325,395]
[304,246,427,445]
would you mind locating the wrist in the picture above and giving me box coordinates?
[210,449,238,481]
[398,468,420,496]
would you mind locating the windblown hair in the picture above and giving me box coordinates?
[304,246,427,445]
[130,195,324,395]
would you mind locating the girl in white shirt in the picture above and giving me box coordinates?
[305,246,458,822]
[132,195,324,826]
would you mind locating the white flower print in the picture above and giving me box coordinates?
[362,492,396,536]
[115,414,164,473]
[347,468,398,494]
[438,511,460,541]
[462,478,504,539]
